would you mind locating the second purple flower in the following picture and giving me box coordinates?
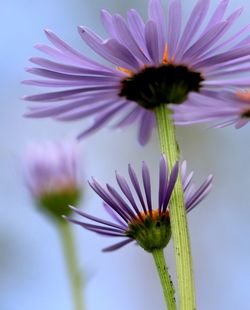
[66,155,213,252]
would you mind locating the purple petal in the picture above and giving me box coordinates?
[167,0,182,59]
[103,202,127,228]
[175,0,210,60]
[204,78,250,87]
[206,56,250,73]
[138,111,155,146]
[112,14,150,64]
[162,161,179,213]
[204,0,229,30]
[235,119,249,129]
[23,85,118,102]
[29,57,119,76]
[206,64,250,79]
[26,66,120,81]
[203,8,246,56]
[148,0,166,60]
[145,20,160,65]
[26,91,116,117]
[44,29,101,68]
[142,161,152,214]
[158,154,168,212]
[115,172,143,220]
[78,27,140,71]
[127,9,147,52]
[77,102,128,139]
[193,44,250,68]
[22,78,118,88]
[106,184,136,220]
[182,21,228,61]
[113,106,142,128]
[100,10,118,38]
[69,206,126,231]
[55,101,117,121]
[65,217,125,235]
[183,171,194,191]
[102,238,134,252]
[128,164,147,214]
[89,179,130,222]
[185,175,213,210]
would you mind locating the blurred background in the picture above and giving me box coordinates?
[1,0,250,309]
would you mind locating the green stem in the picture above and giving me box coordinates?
[152,249,176,310]
[155,105,196,310]
[58,221,84,310]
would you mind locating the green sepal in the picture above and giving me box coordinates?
[37,188,81,221]
[126,214,171,253]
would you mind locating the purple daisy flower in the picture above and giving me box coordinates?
[171,90,250,129]
[23,141,82,219]
[23,0,250,145]
[66,155,213,252]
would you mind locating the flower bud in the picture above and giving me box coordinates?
[23,141,82,220]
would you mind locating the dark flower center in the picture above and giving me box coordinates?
[241,110,250,118]
[119,64,204,110]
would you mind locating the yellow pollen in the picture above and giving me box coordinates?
[162,44,169,64]
[130,209,169,224]
[117,66,134,76]
[236,90,250,101]
[117,44,173,76]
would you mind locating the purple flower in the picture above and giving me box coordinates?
[171,90,250,129]
[66,155,213,252]
[23,141,82,219]
[23,0,250,145]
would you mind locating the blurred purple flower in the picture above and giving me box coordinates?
[66,155,213,252]
[171,90,250,129]
[23,0,250,145]
[23,141,82,219]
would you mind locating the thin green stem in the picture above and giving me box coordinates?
[152,249,176,310]
[155,105,196,310]
[58,221,84,310]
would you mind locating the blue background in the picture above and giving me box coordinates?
[1,0,250,309]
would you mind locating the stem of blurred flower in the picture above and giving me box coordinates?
[155,105,196,310]
[152,249,176,310]
[58,221,84,310]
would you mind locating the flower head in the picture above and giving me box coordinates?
[23,0,250,144]
[66,155,213,252]
[23,141,82,219]
[171,90,250,129]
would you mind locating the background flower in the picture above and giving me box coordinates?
[23,141,81,219]
[171,90,250,129]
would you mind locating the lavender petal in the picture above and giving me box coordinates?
[128,164,147,214]
[175,0,210,60]
[69,206,126,231]
[102,238,134,252]
[158,154,168,213]
[145,20,160,65]
[162,161,179,213]
[167,0,182,59]
[138,111,155,146]
[115,171,143,220]
[142,161,152,214]
[148,0,166,60]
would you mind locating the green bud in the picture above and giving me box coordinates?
[37,188,81,221]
